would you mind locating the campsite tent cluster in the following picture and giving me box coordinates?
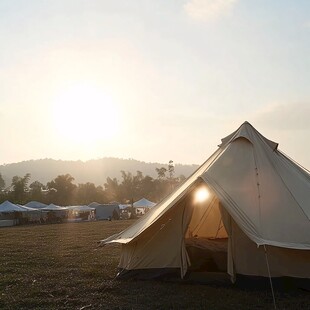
[101,122,310,282]
[0,201,96,227]
[0,198,156,227]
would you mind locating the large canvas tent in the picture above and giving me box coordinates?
[101,122,310,281]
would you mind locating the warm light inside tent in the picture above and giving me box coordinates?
[194,186,209,204]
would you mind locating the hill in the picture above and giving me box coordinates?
[0,158,199,187]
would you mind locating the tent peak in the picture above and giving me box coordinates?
[219,122,278,151]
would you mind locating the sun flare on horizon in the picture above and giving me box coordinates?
[51,83,121,145]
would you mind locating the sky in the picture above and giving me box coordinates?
[0,0,309,168]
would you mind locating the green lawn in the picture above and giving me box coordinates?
[0,221,308,309]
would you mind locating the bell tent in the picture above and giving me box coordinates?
[101,122,310,281]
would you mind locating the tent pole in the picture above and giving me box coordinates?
[263,245,277,309]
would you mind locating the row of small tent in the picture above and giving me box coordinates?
[0,198,156,212]
[0,200,96,227]
[0,198,157,227]
[0,200,95,212]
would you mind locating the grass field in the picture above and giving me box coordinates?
[0,221,309,310]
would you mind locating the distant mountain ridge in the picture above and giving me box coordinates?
[0,158,199,187]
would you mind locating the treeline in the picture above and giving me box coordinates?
[0,161,186,206]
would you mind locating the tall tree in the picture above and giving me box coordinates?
[132,170,144,197]
[47,174,76,205]
[76,182,104,205]
[154,160,179,201]
[0,173,5,190]
[168,160,178,192]
[11,173,31,204]
[29,180,45,202]
[119,170,145,202]
[140,175,156,201]
[119,171,133,201]
[104,177,120,203]
[168,160,175,180]
[155,167,167,179]
[94,185,108,203]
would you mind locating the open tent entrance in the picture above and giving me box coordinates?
[184,181,229,275]
[116,180,231,280]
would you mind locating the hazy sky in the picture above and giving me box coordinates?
[1,0,309,168]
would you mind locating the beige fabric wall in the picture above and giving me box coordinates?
[119,196,193,276]
[203,137,310,249]
[231,220,310,278]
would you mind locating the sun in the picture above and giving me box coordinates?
[51,83,120,144]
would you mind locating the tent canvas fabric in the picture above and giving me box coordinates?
[101,122,310,281]
[67,205,95,211]
[25,201,48,209]
[0,201,43,226]
[133,198,156,208]
[89,203,120,220]
[0,200,28,212]
[42,204,68,211]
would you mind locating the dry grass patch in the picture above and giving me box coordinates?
[0,221,308,309]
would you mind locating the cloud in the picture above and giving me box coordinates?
[249,102,310,169]
[184,0,238,22]
[252,102,310,131]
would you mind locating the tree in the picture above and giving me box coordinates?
[118,170,146,203]
[76,182,99,205]
[132,170,144,198]
[119,171,134,202]
[30,180,45,191]
[168,160,175,180]
[177,174,186,184]
[0,173,5,190]
[168,160,178,192]
[47,174,76,205]
[11,173,31,204]
[155,167,167,179]
[95,185,108,203]
[154,160,180,200]
[140,175,156,201]
[29,180,45,201]
[104,177,120,203]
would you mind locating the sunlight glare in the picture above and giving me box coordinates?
[51,83,120,144]
[194,186,210,204]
